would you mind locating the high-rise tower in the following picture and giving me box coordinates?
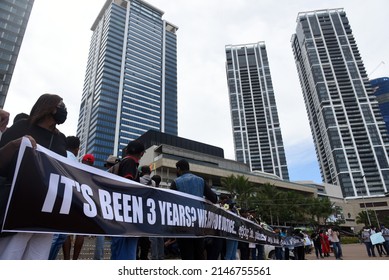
[0,0,34,108]
[77,0,178,168]
[291,9,389,197]
[225,42,289,180]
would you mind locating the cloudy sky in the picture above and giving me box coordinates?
[4,0,389,183]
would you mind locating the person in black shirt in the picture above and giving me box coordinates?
[110,140,145,260]
[0,93,68,260]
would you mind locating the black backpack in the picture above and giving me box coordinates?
[107,157,139,180]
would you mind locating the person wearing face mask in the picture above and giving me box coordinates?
[0,93,68,260]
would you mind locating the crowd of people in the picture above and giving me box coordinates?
[1,95,388,261]
[360,224,389,257]
[0,98,285,260]
[0,97,222,260]
[310,227,342,259]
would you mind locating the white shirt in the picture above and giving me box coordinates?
[66,150,78,162]
[330,230,340,242]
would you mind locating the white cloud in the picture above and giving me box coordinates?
[4,0,389,184]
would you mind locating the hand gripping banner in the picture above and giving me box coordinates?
[1,137,303,247]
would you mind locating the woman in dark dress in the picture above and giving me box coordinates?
[0,93,68,259]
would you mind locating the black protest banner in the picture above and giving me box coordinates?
[2,138,302,247]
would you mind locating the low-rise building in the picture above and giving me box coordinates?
[137,130,316,198]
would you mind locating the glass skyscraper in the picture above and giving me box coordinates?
[77,0,178,168]
[0,0,34,108]
[291,9,389,197]
[225,42,289,180]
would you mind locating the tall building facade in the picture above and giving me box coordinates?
[225,42,289,180]
[291,9,389,197]
[77,0,178,168]
[371,77,389,132]
[0,0,34,108]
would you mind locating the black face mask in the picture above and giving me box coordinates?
[53,106,67,124]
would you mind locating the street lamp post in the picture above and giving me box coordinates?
[358,174,371,226]
[360,193,371,226]
[372,201,380,227]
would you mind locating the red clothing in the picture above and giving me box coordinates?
[320,233,330,254]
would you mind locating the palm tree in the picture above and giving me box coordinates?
[356,210,375,227]
[220,174,255,208]
[318,197,334,225]
[278,191,306,225]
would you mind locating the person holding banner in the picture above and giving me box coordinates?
[137,165,154,259]
[170,159,218,260]
[149,174,166,260]
[48,136,82,260]
[62,152,94,260]
[205,194,229,260]
[0,93,68,260]
[223,198,239,260]
[110,140,145,260]
[93,155,119,260]
[370,225,384,257]
[361,226,376,257]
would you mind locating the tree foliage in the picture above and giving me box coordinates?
[220,174,255,208]
[220,175,335,226]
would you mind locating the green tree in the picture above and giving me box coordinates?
[279,191,307,225]
[314,197,334,225]
[356,210,375,227]
[253,190,334,226]
[220,174,255,208]
[220,176,336,227]
[253,183,282,225]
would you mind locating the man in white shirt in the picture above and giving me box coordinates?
[328,227,342,259]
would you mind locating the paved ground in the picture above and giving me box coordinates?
[305,243,389,260]
[57,236,111,260]
[59,237,388,260]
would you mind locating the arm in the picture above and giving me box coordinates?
[0,136,36,174]
[170,180,177,190]
[203,181,217,203]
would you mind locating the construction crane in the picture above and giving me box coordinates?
[369,61,385,77]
